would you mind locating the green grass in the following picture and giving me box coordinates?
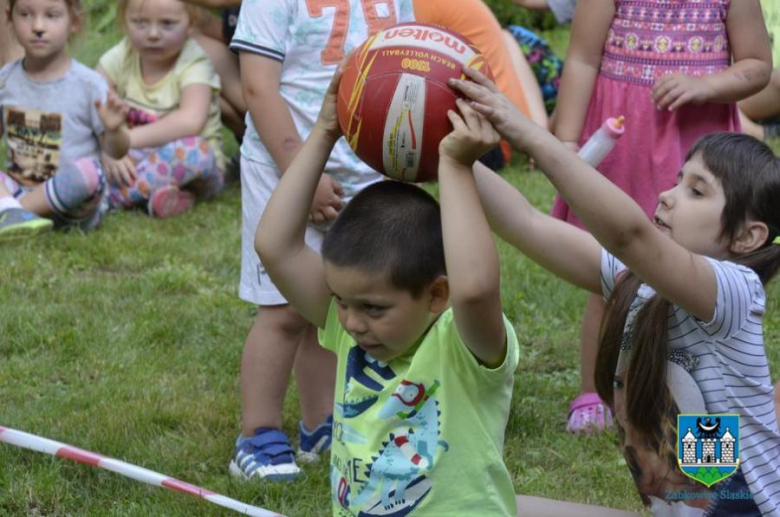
[0,172,636,516]
[2,3,779,516]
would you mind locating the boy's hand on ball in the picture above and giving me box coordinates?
[317,64,346,140]
[440,98,500,166]
[448,67,529,147]
[309,175,344,224]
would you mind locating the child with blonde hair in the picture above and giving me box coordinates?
[97,0,223,218]
[0,0,129,238]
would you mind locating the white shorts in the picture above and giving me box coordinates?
[239,156,325,306]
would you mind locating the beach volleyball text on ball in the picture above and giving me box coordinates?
[337,23,493,182]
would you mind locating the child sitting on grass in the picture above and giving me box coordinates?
[0,0,129,238]
[97,0,224,219]
[254,70,520,515]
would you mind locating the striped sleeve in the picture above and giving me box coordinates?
[599,248,626,300]
[699,259,765,341]
[229,0,292,62]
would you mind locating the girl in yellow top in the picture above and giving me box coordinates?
[97,0,224,218]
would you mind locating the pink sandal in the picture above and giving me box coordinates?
[148,186,195,219]
[567,392,613,433]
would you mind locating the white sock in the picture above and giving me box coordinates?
[0,196,23,213]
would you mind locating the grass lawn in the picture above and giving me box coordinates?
[1,3,779,516]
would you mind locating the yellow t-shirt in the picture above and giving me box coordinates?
[319,300,520,516]
[98,38,224,170]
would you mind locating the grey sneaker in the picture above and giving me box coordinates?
[0,208,53,239]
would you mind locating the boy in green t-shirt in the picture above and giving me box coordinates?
[255,69,520,516]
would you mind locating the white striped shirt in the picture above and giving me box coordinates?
[601,250,780,516]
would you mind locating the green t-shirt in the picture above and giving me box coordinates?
[319,299,520,516]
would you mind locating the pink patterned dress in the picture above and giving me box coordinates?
[552,0,740,228]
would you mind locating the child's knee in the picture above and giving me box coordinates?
[47,159,105,213]
[73,158,104,197]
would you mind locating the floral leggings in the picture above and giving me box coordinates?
[107,136,223,209]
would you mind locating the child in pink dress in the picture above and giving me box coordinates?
[553,0,771,433]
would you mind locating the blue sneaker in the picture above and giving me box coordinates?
[297,415,333,463]
[0,208,52,239]
[229,428,301,481]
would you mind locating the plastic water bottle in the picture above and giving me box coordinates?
[578,116,625,167]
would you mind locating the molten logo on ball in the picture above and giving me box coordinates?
[337,23,492,182]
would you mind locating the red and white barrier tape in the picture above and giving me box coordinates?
[0,426,283,517]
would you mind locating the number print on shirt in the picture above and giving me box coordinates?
[305,0,398,64]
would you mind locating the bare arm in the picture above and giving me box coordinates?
[473,162,602,293]
[254,73,347,329]
[128,84,211,149]
[553,1,614,143]
[454,69,719,322]
[240,52,301,172]
[96,91,130,159]
[714,0,772,102]
[240,52,343,223]
[438,100,506,367]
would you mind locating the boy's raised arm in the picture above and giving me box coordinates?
[254,71,346,329]
[438,99,506,368]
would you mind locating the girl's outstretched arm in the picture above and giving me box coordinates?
[652,0,771,111]
[454,70,722,322]
[553,1,614,146]
[472,162,602,294]
[254,70,346,330]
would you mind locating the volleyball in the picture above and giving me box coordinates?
[337,23,492,182]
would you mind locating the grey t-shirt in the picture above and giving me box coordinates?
[0,58,107,186]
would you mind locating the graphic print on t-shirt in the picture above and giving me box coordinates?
[5,106,62,185]
[332,346,449,516]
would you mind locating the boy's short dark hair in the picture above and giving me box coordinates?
[322,180,446,297]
